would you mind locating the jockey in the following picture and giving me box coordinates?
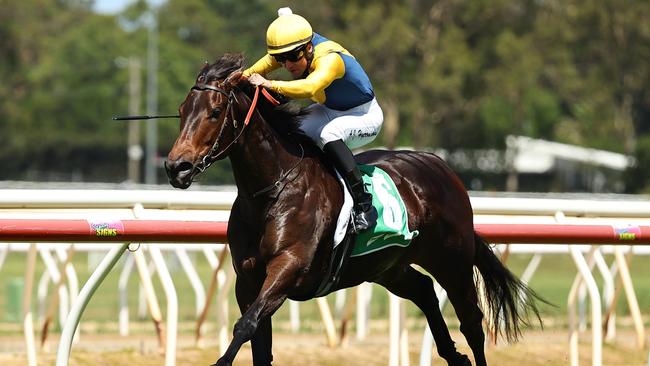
[244,7,383,232]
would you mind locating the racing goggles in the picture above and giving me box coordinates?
[273,47,306,63]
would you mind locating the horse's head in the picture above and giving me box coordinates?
[165,54,246,189]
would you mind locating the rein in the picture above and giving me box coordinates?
[190,82,303,198]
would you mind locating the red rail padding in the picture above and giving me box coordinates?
[475,223,650,244]
[0,219,228,243]
[1,219,649,245]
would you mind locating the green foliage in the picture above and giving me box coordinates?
[624,135,650,193]
[0,0,648,190]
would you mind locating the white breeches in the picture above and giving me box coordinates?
[299,98,383,150]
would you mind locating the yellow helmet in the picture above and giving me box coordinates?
[266,9,313,55]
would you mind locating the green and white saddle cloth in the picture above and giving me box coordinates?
[333,164,419,257]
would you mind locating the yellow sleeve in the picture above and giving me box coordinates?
[243,54,281,77]
[268,53,344,101]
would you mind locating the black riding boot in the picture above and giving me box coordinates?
[323,140,378,232]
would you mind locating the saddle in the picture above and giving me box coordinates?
[314,164,419,297]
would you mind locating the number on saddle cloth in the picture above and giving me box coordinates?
[351,165,419,257]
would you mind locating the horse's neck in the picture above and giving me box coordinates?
[229,112,300,198]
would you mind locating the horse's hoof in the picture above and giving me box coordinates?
[451,354,472,366]
[210,359,231,366]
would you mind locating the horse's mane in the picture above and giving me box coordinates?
[200,53,308,140]
[199,53,244,82]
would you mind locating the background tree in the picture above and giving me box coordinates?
[0,0,648,192]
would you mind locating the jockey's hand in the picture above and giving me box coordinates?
[248,73,271,89]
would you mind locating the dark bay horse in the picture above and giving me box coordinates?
[165,54,542,366]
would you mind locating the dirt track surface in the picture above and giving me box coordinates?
[0,330,647,365]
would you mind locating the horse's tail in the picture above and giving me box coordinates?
[473,232,544,342]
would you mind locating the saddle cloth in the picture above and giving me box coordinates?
[334,164,419,256]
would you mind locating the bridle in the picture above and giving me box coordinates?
[189,80,303,198]
[190,82,241,173]
[190,82,280,173]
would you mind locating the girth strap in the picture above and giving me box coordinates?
[314,231,356,297]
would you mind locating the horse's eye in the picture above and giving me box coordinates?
[210,108,222,120]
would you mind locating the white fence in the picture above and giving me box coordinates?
[1,189,649,366]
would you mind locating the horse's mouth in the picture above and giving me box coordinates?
[165,161,195,189]
[169,176,192,189]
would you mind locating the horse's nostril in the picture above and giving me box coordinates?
[165,159,194,177]
[177,161,194,173]
[165,159,195,189]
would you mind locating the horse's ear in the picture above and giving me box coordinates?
[225,70,244,87]
[199,61,210,73]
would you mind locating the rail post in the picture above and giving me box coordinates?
[56,243,129,366]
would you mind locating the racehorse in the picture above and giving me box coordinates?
[165,53,542,366]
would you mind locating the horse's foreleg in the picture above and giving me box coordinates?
[250,316,273,364]
[213,290,285,366]
[375,266,472,366]
[213,255,297,366]
[231,276,273,365]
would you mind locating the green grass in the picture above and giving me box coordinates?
[1,250,649,336]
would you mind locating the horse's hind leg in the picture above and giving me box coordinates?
[429,260,488,366]
[374,266,472,366]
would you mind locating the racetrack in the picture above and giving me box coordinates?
[1,329,647,365]
[1,252,649,365]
